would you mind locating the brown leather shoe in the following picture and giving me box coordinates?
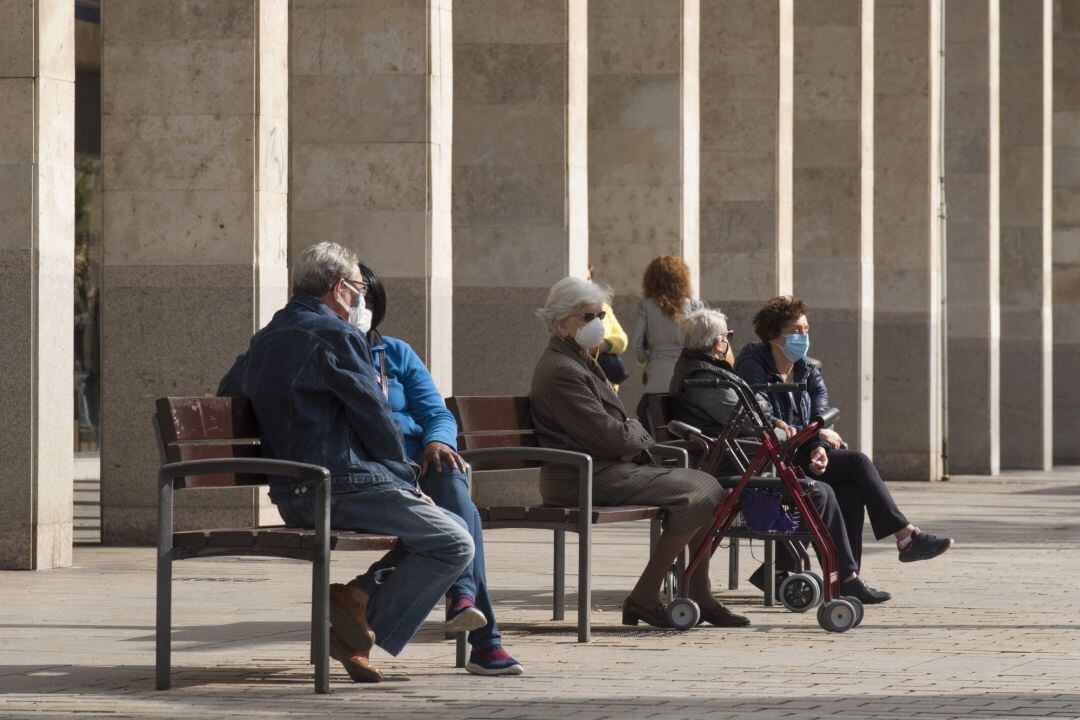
[329,629,383,683]
[329,584,375,652]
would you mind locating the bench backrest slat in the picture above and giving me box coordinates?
[446,396,538,471]
[154,396,265,488]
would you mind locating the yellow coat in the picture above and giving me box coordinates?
[595,302,628,390]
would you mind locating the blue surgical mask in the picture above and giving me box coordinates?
[779,333,810,363]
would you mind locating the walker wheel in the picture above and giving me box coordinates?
[805,570,823,593]
[818,599,857,633]
[840,595,864,627]
[778,573,822,613]
[665,598,701,631]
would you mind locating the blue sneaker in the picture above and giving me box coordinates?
[465,646,524,676]
[446,594,488,633]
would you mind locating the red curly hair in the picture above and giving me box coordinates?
[642,256,693,319]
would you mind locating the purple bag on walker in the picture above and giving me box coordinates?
[740,489,798,533]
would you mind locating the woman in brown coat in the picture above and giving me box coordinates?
[529,277,749,629]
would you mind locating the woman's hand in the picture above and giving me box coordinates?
[420,441,467,475]
[775,420,792,439]
[808,446,829,476]
[819,428,844,449]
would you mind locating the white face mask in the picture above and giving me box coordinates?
[574,317,606,350]
[353,305,374,334]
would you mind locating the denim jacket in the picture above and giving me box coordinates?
[217,293,419,500]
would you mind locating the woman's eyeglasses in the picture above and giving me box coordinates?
[575,311,607,322]
[719,330,735,341]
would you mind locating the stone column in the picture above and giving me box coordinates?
[943,0,1001,475]
[588,0,700,410]
[1000,0,1052,470]
[699,0,793,343]
[452,0,588,395]
[792,0,874,453]
[289,0,453,389]
[0,0,74,569]
[101,0,288,543]
[873,0,944,481]
[1052,0,1080,464]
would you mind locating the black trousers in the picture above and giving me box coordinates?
[776,481,858,579]
[797,448,909,573]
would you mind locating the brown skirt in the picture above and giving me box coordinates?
[541,461,724,535]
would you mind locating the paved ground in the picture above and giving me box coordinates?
[3,469,1080,719]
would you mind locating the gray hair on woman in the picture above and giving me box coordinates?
[679,308,729,351]
[536,276,612,335]
[291,241,360,296]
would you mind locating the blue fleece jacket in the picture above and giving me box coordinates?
[369,333,458,463]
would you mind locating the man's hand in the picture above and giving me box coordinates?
[419,491,436,506]
[819,428,844,449]
[420,441,467,476]
[808,446,829,476]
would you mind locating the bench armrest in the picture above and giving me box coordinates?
[157,459,332,567]
[458,447,593,531]
[649,444,689,468]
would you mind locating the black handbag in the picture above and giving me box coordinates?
[597,352,630,384]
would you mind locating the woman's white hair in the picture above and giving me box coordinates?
[679,308,729,351]
[291,241,359,296]
[536,276,612,335]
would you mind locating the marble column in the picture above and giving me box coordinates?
[792,0,874,453]
[873,0,944,481]
[699,0,793,344]
[1052,0,1080,464]
[289,0,453,390]
[1000,0,1052,470]
[100,0,289,544]
[588,0,700,411]
[452,0,588,396]
[943,0,1000,475]
[0,0,74,569]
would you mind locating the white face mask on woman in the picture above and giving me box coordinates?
[574,317,606,350]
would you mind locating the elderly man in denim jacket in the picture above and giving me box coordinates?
[218,242,474,683]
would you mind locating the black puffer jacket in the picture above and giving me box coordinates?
[669,349,780,436]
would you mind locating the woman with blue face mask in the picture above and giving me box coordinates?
[735,296,955,604]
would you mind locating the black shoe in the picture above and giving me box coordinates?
[697,603,751,627]
[748,564,787,595]
[899,531,954,563]
[621,597,671,628]
[839,576,891,604]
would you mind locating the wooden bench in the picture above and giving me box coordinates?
[153,396,399,694]
[447,395,689,642]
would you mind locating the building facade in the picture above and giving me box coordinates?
[1,0,1077,569]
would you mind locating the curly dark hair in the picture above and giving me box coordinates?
[642,256,693,319]
[753,296,809,343]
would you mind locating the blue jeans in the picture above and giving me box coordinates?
[420,466,502,650]
[275,479,474,657]
[359,467,503,650]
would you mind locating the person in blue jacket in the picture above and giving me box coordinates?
[735,296,955,601]
[355,261,522,677]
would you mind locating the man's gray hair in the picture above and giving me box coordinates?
[536,276,612,335]
[291,242,359,296]
[679,308,729,351]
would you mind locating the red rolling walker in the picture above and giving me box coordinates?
[663,376,864,633]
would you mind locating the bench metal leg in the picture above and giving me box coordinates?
[577,526,591,643]
[763,539,775,607]
[456,633,467,668]
[312,482,331,694]
[650,517,661,551]
[728,538,740,590]
[155,479,173,691]
[553,530,566,621]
